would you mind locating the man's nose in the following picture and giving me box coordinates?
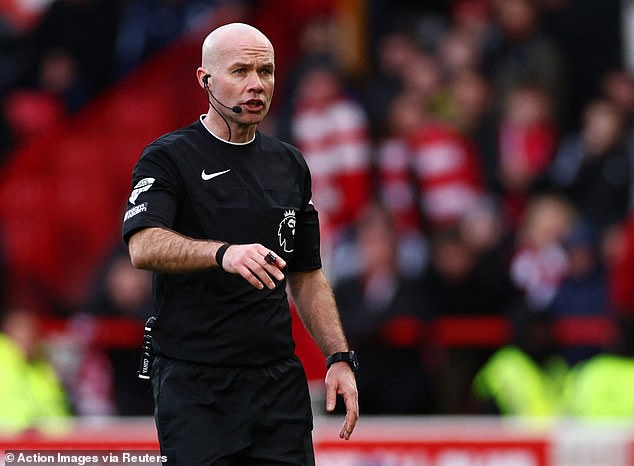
[247,72,264,92]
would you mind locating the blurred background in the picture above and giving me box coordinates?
[0,0,633,464]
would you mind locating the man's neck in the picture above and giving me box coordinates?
[200,114,256,145]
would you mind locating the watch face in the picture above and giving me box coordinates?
[350,351,359,371]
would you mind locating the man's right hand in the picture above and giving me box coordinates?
[219,243,286,289]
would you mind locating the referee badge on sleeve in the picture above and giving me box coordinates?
[129,177,155,205]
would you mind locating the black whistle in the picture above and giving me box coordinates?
[137,316,156,380]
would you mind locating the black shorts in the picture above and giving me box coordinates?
[151,354,315,466]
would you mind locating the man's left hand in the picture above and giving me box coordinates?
[325,362,359,440]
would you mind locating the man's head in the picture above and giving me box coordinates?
[197,23,275,138]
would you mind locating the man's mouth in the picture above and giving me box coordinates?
[243,99,264,110]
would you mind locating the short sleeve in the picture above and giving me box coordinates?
[287,161,322,272]
[122,147,182,244]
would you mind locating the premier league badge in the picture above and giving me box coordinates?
[278,210,296,253]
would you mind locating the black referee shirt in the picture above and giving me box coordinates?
[122,118,322,366]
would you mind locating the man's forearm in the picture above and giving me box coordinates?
[128,227,223,273]
[288,270,349,357]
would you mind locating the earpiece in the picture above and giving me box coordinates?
[203,74,210,87]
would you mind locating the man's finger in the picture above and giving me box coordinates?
[247,258,277,289]
[325,383,337,412]
[341,410,358,439]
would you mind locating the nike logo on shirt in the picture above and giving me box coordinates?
[201,169,231,181]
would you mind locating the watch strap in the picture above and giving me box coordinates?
[326,350,358,372]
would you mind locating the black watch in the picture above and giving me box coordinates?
[326,350,359,372]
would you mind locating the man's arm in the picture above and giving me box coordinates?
[288,269,359,440]
[128,227,285,289]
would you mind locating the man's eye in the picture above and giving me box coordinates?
[260,69,273,75]
[233,68,246,74]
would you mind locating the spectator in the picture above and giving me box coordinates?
[510,193,576,313]
[401,51,451,121]
[406,103,485,231]
[290,62,372,263]
[438,28,482,81]
[37,47,90,113]
[549,98,632,233]
[376,91,428,236]
[482,0,565,121]
[458,196,519,313]
[334,203,434,414]
[447,69,499,194]
[84,245,153,416]
[421,224,515,414]
[361,28,420,139]
[374,91,429,276]
[601,70,634,125]
[0,307,69,433]
[274,15,339,135]
[24,0,120,97]
[497,84,558,230]
[548,221,610,364]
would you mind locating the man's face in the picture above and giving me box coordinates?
[210,35,275,125]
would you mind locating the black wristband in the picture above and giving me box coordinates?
[215,243,231,271]
[326,350,359,372]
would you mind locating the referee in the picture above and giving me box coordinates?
[122,23,359,465]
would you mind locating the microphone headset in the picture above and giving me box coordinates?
[203,75,242,113]
[202,73,241,142]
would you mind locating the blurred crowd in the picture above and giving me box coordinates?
[0,0,634,431]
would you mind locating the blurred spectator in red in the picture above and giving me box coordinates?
[510,193,576,313]
[482,0,565,120]
[334,203,435,414]
[498,84,558,229]
[548,221,610,363]
[548,98,631,233]
[375,91,428,276]
[84,245,153,415]
[377,82,486,233]
[290,62,372,260]
[407,105,485,231]
[275,15,339,143]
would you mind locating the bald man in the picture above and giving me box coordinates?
[122,23,358,465]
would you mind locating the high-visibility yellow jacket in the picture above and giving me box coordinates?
[564,354,634,418]
[472,346,567,418]
[0,334,69,433]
